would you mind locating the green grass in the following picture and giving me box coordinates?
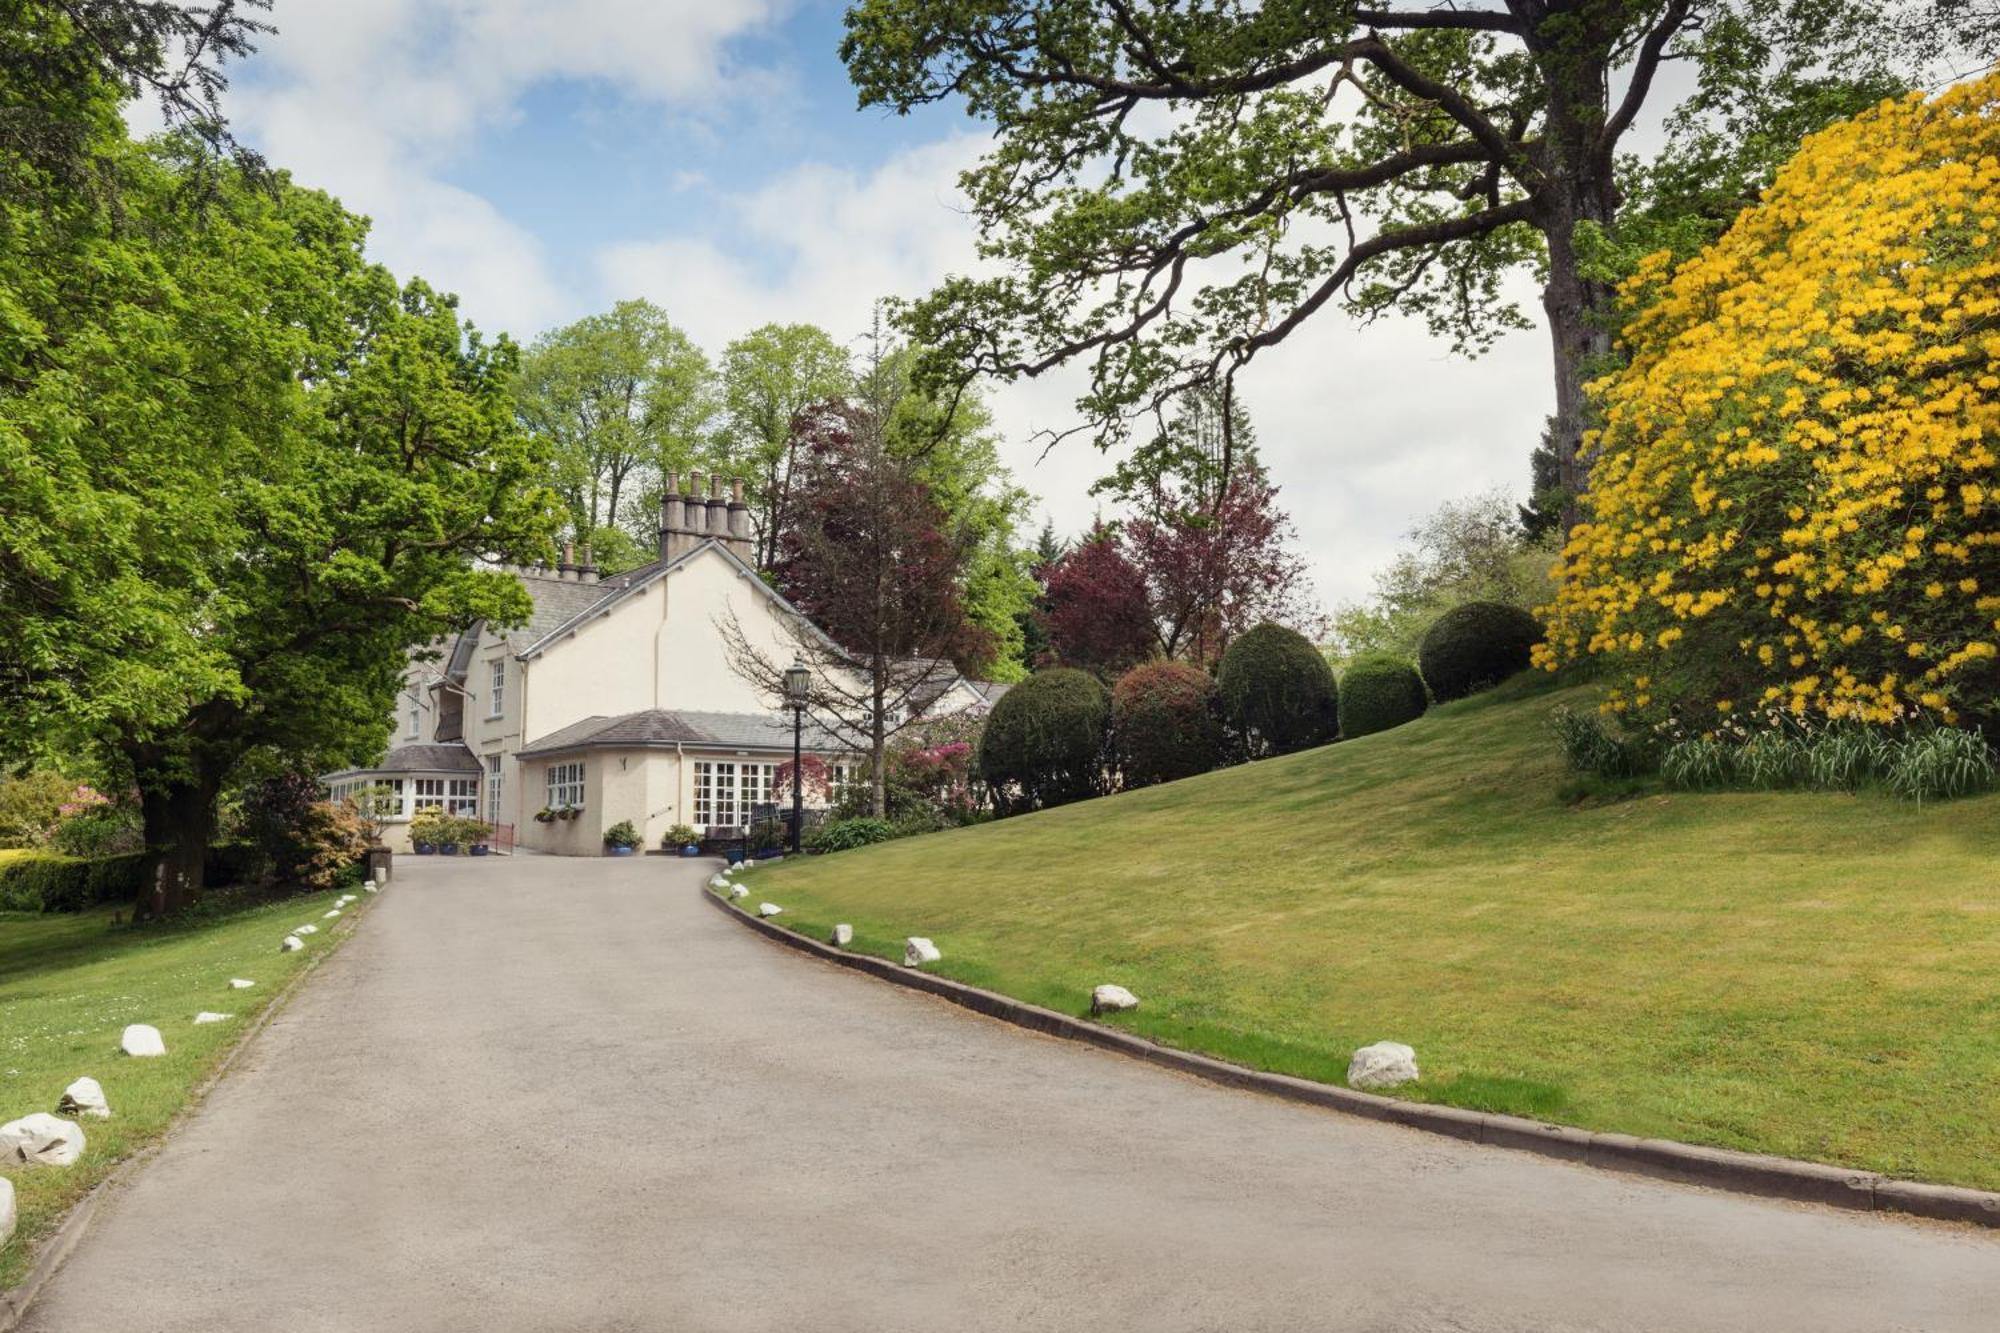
[733,674,2000,1191]
[0,887,364,1287]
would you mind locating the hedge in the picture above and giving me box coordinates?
[1338,653,1428,738]
[0,842,268,913]
[1216,623,1339,756]
[1418,601,1544,702]
[977,668,1112,812]
[1112,660,1224,787]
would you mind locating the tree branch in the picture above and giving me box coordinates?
[1602,0,1695,151]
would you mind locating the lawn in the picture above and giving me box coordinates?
[734,675,2000,1191]
[0,886,364,1287]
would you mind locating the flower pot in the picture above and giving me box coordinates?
[607,845,635,857]
[680,844,699,857]
[413,842,436,855]
[470,844,490,857]
[439,842,459,856]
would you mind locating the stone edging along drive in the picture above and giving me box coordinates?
[0,892,374,1333]
[705,886,2000,1230]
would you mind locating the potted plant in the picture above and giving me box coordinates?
[603,820,641,857]
[557,804,582,821]
[534,807,555,824]
[664,823,700,856]
[409,810,449,855]
[459,816,492,856]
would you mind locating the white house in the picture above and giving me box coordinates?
[324,473,1006,855]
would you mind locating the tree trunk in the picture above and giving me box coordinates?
[869,655,888,819]
[138,772,219,918]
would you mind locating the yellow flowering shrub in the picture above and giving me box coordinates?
[1538,74,2000,729]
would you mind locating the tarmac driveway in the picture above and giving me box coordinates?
[20,853,2000,1332]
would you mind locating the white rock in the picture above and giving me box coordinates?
[1347,1041,1419,1090]
[295,924,318,935]
[0,1176,13,1247]
[322,909,341,919]
[193,1012,231,1025]
[281,936,304,952]
[830,924,853,947]
[729,885,748,900]
[741,859,757,870]
[58,1077,110,1120]
[757,902,783,918]
[229,978,256,990]
[708,874,728,890]
[903,937,942,967]
[1091,984,1140,1015]
[120,1024,166,1058]
[0,1113,85,1167]
[363,883,379,893]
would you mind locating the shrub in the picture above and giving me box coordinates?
[288,801,371,891]
[1805,728,1896,792]
[1738,732,1810,790]
[0,852,150,913]
[1215,623,1338,757]
[603,820,641,850]
[1661,736,1735,790]
[0,770,77,848]
[51,804,143,857]
[663,822,699,849]
[1337,654,1427,738]
[976,668,1111,812]
[1539,75,2000,733]
[408,809,452,846]
[804,817,895,853]
[1418,601,1541,703]
[1549,706,1649,779]
[1112,661,1223,787]
[748,817,788,851]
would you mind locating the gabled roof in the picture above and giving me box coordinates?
[517,708,849,759]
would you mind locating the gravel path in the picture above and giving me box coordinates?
[21,853,2000,1332]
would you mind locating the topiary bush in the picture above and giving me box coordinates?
[0,852,150,912]
[1337,654,1427,739]
[1215,623,1338,757]
[976,667,1111,813]
[1417,601,1542,702]
[1112,660,1224,787]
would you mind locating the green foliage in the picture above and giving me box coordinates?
[1111,660,1223,788]
[1215,623,1337,757]
[1661,736,1736,791]
[976,668,1111,812]
[1888,729,1996,803]
[804,817,895,853]
[51,804,142,858]
[1418,602,1542,703]
[0,852,148,913]
[1333,494,1554,665]
[717,322,853,566]
[603,820,642,850]
[1806,729,1896,792]
[1337,654,1427,740]
[664,823,700,848]
[0,770,79,847]
[1548,706,1650,780]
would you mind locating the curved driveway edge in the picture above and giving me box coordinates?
[707,886,2000,1229]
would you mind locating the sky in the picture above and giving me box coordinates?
[218,0,1554,609]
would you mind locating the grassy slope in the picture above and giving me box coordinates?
[740,676,2000,1190]
[0,888,360,1286]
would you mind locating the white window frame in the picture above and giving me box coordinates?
[743,763,775,821]
[485,755,503,823]
[487,660,506,719]
[447,778,479,816]
[693,761,738,828]
[413,777,447,813]
[546,760,584,810]
[406,705,420,740]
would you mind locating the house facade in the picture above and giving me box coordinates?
[324,474,1004,855]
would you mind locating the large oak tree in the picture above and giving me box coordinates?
[841,1,1993,514]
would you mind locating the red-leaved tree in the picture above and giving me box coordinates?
[722,400,993,817]
[1036,523,1155,678]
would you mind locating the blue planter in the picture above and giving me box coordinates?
[680,844,700,857]
[470,845,490,857]
[607,845,635,857]
[413,842,436,856]
[439,843,460,856]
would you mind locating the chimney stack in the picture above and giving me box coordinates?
[727,478,754,562]
[654,472,758,565]
[658,472,684,560]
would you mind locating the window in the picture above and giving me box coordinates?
[448,778,479,816]
[488,660,506,718]
[406,705,420,740]
[413,777,447,812]
[546,760,584,810]
[830,763,856,805]
[743,763,776,820]
[693,761,737,827]
[485,756,503,823]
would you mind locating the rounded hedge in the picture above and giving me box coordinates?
[1112,660,1224,788]
[1338,653,1428,739]
[976,667,1111,812]
[1418,601,1543,702]
[1215,623,1338,756]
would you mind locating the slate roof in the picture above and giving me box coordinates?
[517,708,849,759]
[503,567,625,652]
[328,743,483,777]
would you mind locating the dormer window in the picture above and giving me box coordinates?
[488,660,506,718]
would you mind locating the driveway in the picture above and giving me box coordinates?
[21,854,2000,1332]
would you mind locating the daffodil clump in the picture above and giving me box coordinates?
[1538,73,2000,730]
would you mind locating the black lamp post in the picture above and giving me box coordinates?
[783,658,809,856]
